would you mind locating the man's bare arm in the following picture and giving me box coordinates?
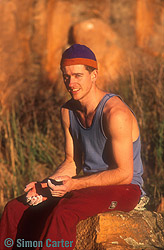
[50,107,77,179]
[49,104,135,196]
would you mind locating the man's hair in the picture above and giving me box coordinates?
[84,65,96,73]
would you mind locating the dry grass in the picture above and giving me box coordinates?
[0,84,66,214]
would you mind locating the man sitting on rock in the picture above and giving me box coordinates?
[0,44,146,250]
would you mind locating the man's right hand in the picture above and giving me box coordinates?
[24,182,37,194]
[24,182,47,206]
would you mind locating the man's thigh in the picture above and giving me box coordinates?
[57,184,141,221]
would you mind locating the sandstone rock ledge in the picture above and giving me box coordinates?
[75,210,164,250]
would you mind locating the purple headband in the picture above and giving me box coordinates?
[60,44,98,69]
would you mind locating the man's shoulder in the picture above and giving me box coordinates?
[62,98,75,111]
[102,96,134,138]
[61,99,76,127]
[103,95,132,124]
[104,95,127,113]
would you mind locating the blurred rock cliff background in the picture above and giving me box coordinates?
[0,0,163,213]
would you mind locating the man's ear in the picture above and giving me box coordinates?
[91,69,98,83]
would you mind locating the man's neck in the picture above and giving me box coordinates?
[75,87,106,116]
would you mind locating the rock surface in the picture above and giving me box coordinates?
[75,210,164,250]
[136,0,164,56]
[45,0,72,82]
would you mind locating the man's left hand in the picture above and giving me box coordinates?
[48,176,74,197]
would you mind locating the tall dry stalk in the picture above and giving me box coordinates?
[6,111,18,197]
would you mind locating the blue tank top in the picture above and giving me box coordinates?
[69,93,145,195]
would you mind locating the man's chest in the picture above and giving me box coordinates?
[75,110,97,128]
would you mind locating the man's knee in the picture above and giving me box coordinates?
[4,195,28,215]
[5,198,18,211]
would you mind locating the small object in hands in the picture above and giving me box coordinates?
[47,179,63,190]
[26,195,43,206]
[32,195,43,206]
[40,178,63,189]
[49,179,63,185]
[26,196,32,203]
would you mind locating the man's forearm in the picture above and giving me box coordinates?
[50,160,77,179]
[72,168,133,190]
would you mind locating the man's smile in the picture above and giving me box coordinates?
[69,88,80,93]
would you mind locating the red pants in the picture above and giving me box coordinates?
[0,184,141,250]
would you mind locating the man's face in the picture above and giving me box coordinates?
[62,65,95,101]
